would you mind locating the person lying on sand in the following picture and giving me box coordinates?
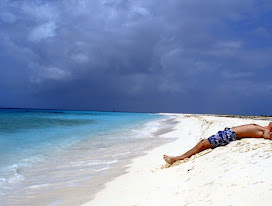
[163,123,272,165]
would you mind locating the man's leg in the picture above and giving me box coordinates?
[163,139,212,164]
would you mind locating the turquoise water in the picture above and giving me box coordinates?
[0,109,171,205]
[0,110,159,166]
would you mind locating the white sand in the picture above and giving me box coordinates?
[82,114,272,206]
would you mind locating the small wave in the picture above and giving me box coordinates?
[0,177,7,188]
[0,156,44,191]
[94,166,110,172]
[21,156,43,165]
[112,152,131,157]
[69,161,101,167]
[105,160,118,164]
[28,183,50,189]
[85,162,102,166]
[0,164,24,190]
[7,164,24,184]
[131,119,163,138]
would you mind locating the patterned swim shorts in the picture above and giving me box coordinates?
[208,128,238,149]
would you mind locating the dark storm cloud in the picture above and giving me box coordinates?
[1,0,272,114]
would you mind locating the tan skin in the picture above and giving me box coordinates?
[163,123,272,165]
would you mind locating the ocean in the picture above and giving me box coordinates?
[0,109,175,206]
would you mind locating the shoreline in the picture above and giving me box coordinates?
[0,113,177,206]
[63,114,179,205]
[82,113,272,206]
[74,114,179,204]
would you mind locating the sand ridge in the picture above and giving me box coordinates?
[82,114,272,206]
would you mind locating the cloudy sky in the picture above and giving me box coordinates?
[1,0,272,115]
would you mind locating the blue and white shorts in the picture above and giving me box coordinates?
[208,128,238,149]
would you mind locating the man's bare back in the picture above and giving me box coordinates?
[233,123,272,139]
[163,122,272,165]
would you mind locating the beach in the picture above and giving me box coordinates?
[83,113,272,206]
[0,110,175,206]
[2,1,272,205]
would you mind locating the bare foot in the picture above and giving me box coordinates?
[163,154,177,165]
